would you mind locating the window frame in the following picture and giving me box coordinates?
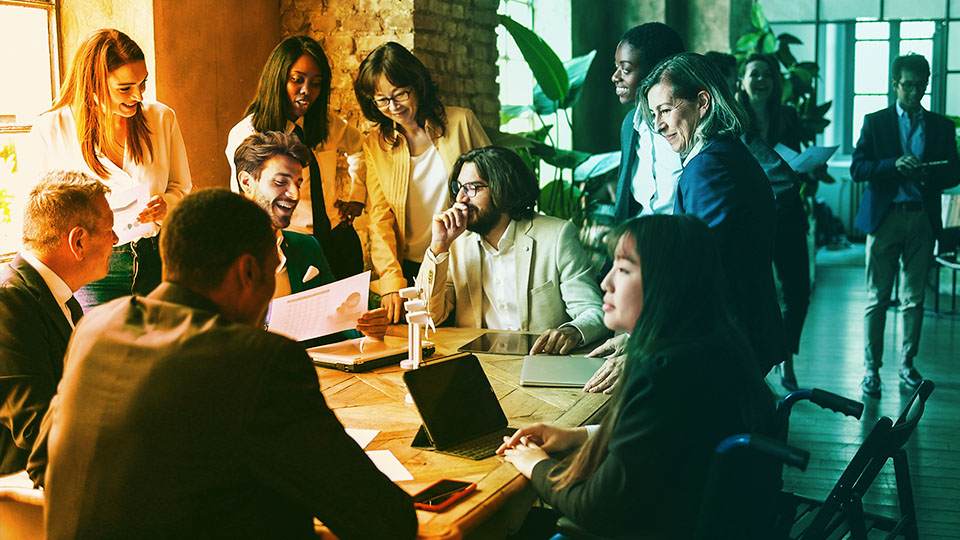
[0,0,59,262]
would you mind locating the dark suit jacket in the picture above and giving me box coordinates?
[43,283,417,540]
[530,334,777,539]
[0,254,71,476]
[851,105,960,236]
[614,109,642,223]
[281,230,335,294]
[675,136,786,375]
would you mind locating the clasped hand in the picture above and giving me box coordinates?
[895,154,929,182]
[496,424,588,478]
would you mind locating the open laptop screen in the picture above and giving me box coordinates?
[403,354,509,449]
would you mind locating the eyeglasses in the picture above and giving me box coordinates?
[450,180,489,197]
[896,80,927,92]
[372,90,412,109]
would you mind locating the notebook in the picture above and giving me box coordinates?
[403,353,515,460]
[308,336,434,373]
[520,355,606,387]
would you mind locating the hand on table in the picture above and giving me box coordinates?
[356,307,388,340]
[529,326,581,355]
[335,200,364,225]
[496,423,587,455]
[380,292,405,324]
[429,203,469,256]
[136,195,167,223]
[500,438,549,478]
[583,334,628,394]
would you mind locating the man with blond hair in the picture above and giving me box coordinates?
[0,170,116,482]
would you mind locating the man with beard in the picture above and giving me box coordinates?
[417,146,607,355]
[234,131,388,342]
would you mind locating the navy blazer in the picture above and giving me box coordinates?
[851,106,960,236]
[676,136,785,375]
[0,255,72,476]
[614,109,641,223]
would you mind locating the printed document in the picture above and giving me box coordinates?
[268,271,370,342]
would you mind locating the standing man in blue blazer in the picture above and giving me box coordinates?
[851,54,960,398]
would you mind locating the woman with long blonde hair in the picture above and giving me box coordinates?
[32,28,191,309]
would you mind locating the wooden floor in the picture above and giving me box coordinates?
[770,255,960,539]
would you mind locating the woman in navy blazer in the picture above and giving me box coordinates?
[637,52,786,376]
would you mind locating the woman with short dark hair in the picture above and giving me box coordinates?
[353,42,490,322]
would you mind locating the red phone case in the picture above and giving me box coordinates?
[413,480,477,512]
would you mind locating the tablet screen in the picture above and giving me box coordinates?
[457,332,538,355]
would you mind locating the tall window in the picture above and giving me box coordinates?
[496,0,572,185]
[851,21,935,147]
[0,0,59,256]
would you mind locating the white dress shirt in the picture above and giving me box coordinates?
[479,219,521,331]
[405,145,449,263]
[20,251,75,328]
[32,102,192,241]
[632,108,684,215]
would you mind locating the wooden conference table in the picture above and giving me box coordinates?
[313,326,610,540]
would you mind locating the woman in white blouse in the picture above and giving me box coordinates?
[225,35,366,280]
[32,29,191,310]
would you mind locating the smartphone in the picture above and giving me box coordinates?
[412,479,476,512]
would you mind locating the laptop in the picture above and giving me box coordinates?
[520,355,606,387]
[403,353,515,460]
[308,336,434,373]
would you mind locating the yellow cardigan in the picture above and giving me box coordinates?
[363,106,491,294]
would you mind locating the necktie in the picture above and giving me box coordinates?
[66,296,83,326]
[291,124,331,245]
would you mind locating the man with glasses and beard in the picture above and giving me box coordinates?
[852,53,960,398]
[417,146,607,356]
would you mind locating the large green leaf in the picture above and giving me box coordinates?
[751,2,769,31]
[531,145,591,169]
[736,32,762,53]
[539,179,581,220]
[533,50,598,115]
[573,151,621,181]
[499,15,569,103]
[484,127,538,149]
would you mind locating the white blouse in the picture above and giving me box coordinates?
[31,102,192,240]
[225,113,366,233]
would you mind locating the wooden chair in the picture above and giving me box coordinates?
[0,472,44,540]
[784,380,934,540]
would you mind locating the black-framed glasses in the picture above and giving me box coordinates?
[372,90,412,108]
[450,180,489,197]
[895,80,927,92]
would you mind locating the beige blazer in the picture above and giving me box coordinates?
[417,215,608,345]
[363,106,491,294]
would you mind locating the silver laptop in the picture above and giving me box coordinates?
[520,355,606,387]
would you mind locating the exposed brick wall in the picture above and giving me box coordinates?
[279,0,500,132]
[412,0,501,128]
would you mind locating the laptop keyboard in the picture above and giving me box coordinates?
[441,428,516,460]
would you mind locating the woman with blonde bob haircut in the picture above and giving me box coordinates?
[32,28,191,309]
[498,214,776,539]
[637,52,786,376]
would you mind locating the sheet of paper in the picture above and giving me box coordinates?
[345,428,379,449]
[267,271,370,342]
[774,144,839,175]
[365,450,414,482]
[109,184,153,245]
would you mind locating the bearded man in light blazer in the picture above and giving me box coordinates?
[417,146,608,355]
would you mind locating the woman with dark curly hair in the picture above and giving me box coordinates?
[354,42,490,322]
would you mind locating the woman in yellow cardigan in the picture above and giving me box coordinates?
[354,42,490,322]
